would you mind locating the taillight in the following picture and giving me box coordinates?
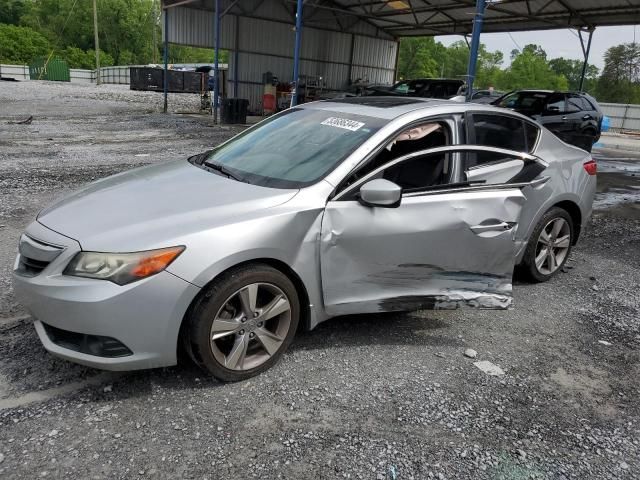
[583,159,597,176]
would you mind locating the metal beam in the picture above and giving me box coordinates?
[163,0,199,9]
[213,0,220,123]
[291,0,304,107]
[465,0,485,102]
[221,0,241,17]
[285,0,419,27]
[234,14,239,97]
[578,28,594,91]
[163,8,169,113]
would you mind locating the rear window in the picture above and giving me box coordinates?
[467,113,539,164]
[470,114,528,151]
[203,108,386,188]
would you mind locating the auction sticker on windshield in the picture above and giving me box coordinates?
[321,117,365,131]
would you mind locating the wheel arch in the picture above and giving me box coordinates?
[553,199,582,244]
[177,258,312,359]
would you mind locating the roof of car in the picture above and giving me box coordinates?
[508,89,594,96]
[303,97,457,119]
[302,96,531,121]
[401,78,464,83]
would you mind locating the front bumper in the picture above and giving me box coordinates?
[12,221,200,371]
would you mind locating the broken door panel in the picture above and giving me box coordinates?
[320,188,525,316]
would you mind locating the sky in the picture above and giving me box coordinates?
[436,25,639,70]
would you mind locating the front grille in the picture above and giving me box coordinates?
[42,323,133,358]
[16,234,64,277]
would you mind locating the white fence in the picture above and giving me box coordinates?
[600,103,640,132]
[0,64,30,80]
[1,64,225,86]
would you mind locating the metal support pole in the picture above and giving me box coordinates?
[163,8,169,114]
[465,0,486,102]
[290,0,304,107]
[347,34,355,85]
[578,29,594,92]
[213,0,220,123]
[234,14,239,97]
[93,0,101,85]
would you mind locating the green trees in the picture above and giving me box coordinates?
[397,37,440,79]
[60,46,114,69]
[0,24,50,64]
[596,43,640,104]
[0,0,221,69]
[548,57,598,91]
[497,44,568,91]
[19,0,159,66]
[396,38,640,102]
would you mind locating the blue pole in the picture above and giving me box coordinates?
[163,7,168,113]
[290,0,304,107]
[213,0,220,123]
[465,0,486,102]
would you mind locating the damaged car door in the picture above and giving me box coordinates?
[320,146,544,316]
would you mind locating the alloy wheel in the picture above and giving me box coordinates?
[209,282,291,371]
[534,217,571,276]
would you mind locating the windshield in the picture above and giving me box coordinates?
[203,108,385,188]
[495,92,550,114]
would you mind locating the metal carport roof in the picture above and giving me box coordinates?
[165,0,640,37]
[327,0,640,37]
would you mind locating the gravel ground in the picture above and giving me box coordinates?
[0,82,639,480]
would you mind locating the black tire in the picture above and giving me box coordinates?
[581,129,597,152]
[520,207,574,283]
[183,263,300,382]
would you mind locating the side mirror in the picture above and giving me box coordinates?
[358,179,402,208]
[544,105,560,114]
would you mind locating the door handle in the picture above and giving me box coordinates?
[470,222,515,233]
[561,116,568,121]
[582,114,592,120]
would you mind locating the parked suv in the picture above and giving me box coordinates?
[492,90,603,151]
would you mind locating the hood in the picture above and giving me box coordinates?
[37,160,298,251]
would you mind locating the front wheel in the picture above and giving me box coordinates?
[184,264,300,381]
[520,207,574,283]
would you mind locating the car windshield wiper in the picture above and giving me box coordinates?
[204,160,246,183]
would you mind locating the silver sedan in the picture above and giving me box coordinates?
[13,98,596,381]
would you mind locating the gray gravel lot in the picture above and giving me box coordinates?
[0,82,639,479]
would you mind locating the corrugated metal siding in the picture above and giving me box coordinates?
[352,36,397,70]
[165,4,398,112]
[601,103,640,131]
[245,0,394,39]
[165,7,236,49]
[350,65,394,85]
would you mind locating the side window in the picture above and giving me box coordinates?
[464,151,545,186]
[566,95,583,113]
[449,83,462,96]
[524,122,540,151]
[380,150,452,191]
[340,120,451,189]
[335,146,547,201]
[580,96,596,111]
[467,113,531,167]
[545,94,566,114]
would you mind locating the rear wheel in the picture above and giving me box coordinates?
[520,207,574,283]
[581,128,597,152]
[184,264,299,381]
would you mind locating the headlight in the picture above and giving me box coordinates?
[63,246,185,285]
